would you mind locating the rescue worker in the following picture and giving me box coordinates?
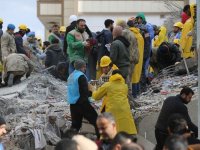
[116,19,139,103]
[110,26,130,79]
[127,19,144,98]
[98,56,118,82]
[168,22,183,43]
[181,5,191,24]
[67,19,91,78]
[67,59,99,137]
[23,31,45,63]
[156,42,181,70]
[4,53,34,86]
[92,70,137,135]
[60,26,66,47]
[136,12,154,93]
[48,24,62,47]
[45,38,66,77]
[63,15,78,56]
[1,24,16,60]
[1,24,16,84]
[180,4,196,58]
[96,56,118,113]
[14,24,28,55]
[153,25,168,48]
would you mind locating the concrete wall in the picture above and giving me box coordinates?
[78,1,184,13]
[79,14,170,32]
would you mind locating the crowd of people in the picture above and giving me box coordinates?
[0,2,198,150]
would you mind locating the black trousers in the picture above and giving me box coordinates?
[155,128,168,150]
[70,102,99,138]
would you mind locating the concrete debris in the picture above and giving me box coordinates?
[134,72,198,120]
[0,70,198,149]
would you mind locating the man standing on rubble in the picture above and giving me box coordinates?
[67,19,91,78]
[14,24,28,55]
[67,59,99,137]
[155,87,198,150]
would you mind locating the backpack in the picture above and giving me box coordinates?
[94,30,107,61]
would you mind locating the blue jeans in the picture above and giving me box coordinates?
[68,63,91,81]
[132,83,140,98]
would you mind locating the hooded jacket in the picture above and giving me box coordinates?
[130,27,144,83]
[180,4,196,58]
[122,28,139,64]
[110,36,130,78]
[45,44,66,67]
[153,26,168,48]
[157,42,181,70]
[92,73,137,134]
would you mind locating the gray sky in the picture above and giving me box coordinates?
[0,0,44,40]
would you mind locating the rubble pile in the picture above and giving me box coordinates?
[0,69,198,149]
[134,73,198,119]
[0,74,69,149]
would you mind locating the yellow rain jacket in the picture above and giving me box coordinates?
[98,64,118,112]
[153,26,168,48]
[180,4,196,58]
[92,73,137,134]
[130,27,144,83]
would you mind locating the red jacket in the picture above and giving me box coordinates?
[181,12,190,24]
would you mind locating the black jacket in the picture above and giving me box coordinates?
[14,32,26,55]
[155,95,198,137]
[157,42,182,70]
[63,21,77,56]
[45,44,66,75]
[96,29,113,62]
[77,75,92,104]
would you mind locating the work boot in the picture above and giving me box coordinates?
[7,73,14,87]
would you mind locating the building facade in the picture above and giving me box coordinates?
[37,0,191,39]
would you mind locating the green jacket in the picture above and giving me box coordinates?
[67,29,89,63]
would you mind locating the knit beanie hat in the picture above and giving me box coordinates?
[74,59,86,70]
[69,15,78,24]
[0,116,6,126]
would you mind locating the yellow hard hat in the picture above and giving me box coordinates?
[0,18,3,23]
[60,26,66,32]
[100,56,112,67]
[19,24,27,30]
[173,22,183,29]
[173,39,180,45]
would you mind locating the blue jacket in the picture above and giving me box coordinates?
[67,70,86,104]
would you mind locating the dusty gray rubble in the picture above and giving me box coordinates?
[0,70,198,149]
[134,72,198,120]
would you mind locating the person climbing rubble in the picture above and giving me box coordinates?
[156,41,182,71]
[45,38,66,77]
[3,53,34,86]
[67,59,99,137]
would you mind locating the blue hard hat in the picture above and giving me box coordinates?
[7,24,15,30]
[27,31,35,37]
